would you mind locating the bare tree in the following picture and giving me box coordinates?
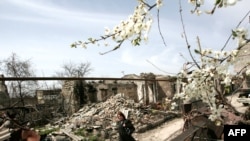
[0,53,37,106]
[56,61,93,77]
[55,61,93,114]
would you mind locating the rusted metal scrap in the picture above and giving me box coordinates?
[171,102,226,141]
[171,118,206,141]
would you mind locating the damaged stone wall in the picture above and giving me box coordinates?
[156,75,177,99]
[0,75,9,108]
[62,80,81,115]
[124,73,176,104]
[36,89,62,104]
[242,70,250,89]
[93,81,138,102]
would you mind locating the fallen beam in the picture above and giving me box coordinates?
[60,129,83,141]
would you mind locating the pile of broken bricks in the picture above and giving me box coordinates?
[40,94,180,140]
[1,94,180,141]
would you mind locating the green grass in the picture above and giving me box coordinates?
[38,127,59,135]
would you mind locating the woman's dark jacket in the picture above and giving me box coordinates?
[117,119,135,141]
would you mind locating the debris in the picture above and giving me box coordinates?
[38,93,179,140]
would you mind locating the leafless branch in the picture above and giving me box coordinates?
[221,10,250,51]
[146,60,176,75]
[157,9,167,47]
[178,0,201,69]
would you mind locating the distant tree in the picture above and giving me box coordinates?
[0,53,37,106]
[56,61,93,77]
[55,61,93,113]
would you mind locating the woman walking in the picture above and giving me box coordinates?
[116,111,136,141]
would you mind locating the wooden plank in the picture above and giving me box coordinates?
[170,119,206,141]
[170,125,200,141]
[237,88,250,93]
[61,129,83,141]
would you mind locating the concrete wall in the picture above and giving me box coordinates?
[36,89,62,104]
[0,75,9,108]
[61,80,80,115]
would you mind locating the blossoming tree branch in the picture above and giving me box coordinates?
[71,0,250,125]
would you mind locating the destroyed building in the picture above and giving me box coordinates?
[35,89,65,121]
[61,73,177,115]
[37,93,179,141]
[36,89,62,104]
[0,73,178,126]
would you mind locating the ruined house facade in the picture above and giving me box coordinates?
[0,73,177,115]
[61,73,177,114]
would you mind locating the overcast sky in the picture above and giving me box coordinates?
[0,0,249,77]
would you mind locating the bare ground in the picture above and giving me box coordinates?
[133,118,184,141]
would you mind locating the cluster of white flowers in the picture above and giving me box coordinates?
[200,49,239,67]
[223,0,239,7]
[188,0,204,15]
[209,104,223,123]
[246,69,250,76]
[72,0,162,49]
[171,102,178,110]
[174,47,242,123]
[69,0,250,126]
[177,0,249,124]
[105,2,153,46]
[188,0,239,15]
[72,0,247,50]
[156,0,163,8]
[188,0,204,6]
[232,28,249,47]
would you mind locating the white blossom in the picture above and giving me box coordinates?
[231,49,239,56]
[195,9,202,16]
[143,34,149,42]
[188,0,204,5]
[156,0,163,8]
[233,28,248,47]
[246,69,250,76]
[223,0,238,6]
[223,75,231,86]
[171,102,177,110]
[104,27,111,35]
[238,38,247,47]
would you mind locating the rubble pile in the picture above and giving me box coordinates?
[41,93,179,141]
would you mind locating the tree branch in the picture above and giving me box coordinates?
[157,9,167,47]
[221,10,250,51]
[179,0,200,69]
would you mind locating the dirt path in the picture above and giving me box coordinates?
[133,118,184,141]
